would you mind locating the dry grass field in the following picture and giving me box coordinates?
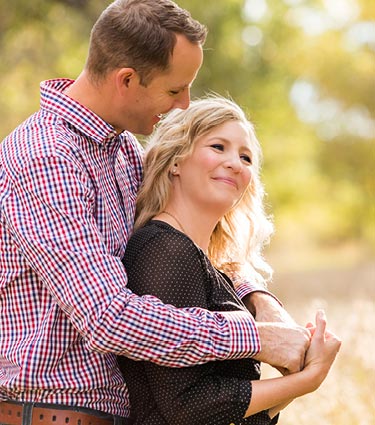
[263,259,375,425]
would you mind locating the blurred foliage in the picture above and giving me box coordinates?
[0,0,374,256]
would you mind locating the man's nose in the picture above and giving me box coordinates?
[174,89,190,110]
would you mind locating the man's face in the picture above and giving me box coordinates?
[119,34,203,135]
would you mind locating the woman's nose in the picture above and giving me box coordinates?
[225,154,242,172]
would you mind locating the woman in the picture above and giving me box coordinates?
[118,96,341,424]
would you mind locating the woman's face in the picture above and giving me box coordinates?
[174,120,253,214]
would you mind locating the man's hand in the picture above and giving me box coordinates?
[243,292,311,374]
[252,321,311,374]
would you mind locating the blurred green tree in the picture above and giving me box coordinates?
[180,0,374,252]
[0,0,373,255]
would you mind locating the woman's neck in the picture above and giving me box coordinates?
[155,205,219,253]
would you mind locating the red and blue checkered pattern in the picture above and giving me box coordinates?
[0,79,260,416]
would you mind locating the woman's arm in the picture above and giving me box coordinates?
[124,227,341,423]
[244,310,341,418]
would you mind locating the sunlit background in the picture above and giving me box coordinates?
[0,0,374,423]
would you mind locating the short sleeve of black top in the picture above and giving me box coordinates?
[118,221,278,425]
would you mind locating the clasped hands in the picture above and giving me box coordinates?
[245,292,341,376]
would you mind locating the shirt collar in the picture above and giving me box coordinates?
[40,78,119,145]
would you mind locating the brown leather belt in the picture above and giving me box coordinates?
[0,401,124,425]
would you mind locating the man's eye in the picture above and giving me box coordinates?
[241,154,252,164]
[169,90,180,96]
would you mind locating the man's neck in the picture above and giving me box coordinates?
[64,70,118,130]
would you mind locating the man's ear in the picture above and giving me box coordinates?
[115,67,138,92]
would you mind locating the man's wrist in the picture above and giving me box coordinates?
[243,291,282,318]
[220,310,261,357]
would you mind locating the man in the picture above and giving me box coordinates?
[0,1,310,424]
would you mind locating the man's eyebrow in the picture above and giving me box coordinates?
[172,83,192,90]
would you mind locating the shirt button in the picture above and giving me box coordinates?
[105,131,116,141]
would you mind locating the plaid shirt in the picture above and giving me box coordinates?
[0,79,261,417]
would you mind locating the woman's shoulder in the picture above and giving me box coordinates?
[129,220,195,248]
[123,220,210,304]
[124,220,203,266]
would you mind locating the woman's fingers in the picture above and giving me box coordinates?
[314,309,327,341]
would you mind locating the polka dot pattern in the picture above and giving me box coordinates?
[118,221,278,425]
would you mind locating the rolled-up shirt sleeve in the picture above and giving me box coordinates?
[235,280,282,306]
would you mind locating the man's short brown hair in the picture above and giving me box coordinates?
[86,0,207,85]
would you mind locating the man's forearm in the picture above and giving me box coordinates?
[242,292,311,373]
[243,291,293,324]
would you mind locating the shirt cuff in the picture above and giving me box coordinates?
[219,310,260,358]
[235,280,282,306]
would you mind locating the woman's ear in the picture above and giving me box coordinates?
[170,164,179,175]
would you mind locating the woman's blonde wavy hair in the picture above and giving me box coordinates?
[136,95,274,286]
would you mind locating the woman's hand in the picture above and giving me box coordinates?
[302,310,341,391]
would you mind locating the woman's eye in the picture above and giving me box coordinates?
[241,154,252,164]
[211,144,224,151]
